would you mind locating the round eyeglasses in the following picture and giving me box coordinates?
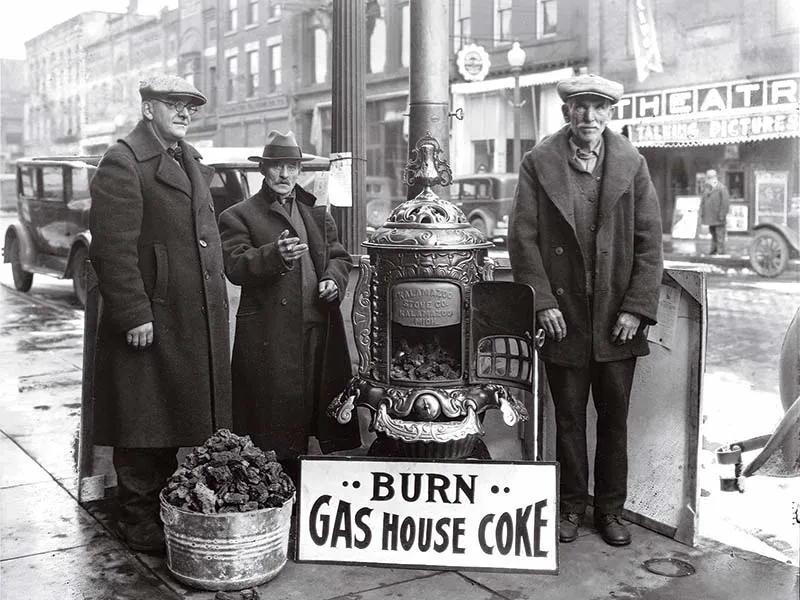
[152,98,199,115]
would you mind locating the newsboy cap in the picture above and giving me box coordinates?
[139,75,207,106]
[556,74,624,104]
[248,130,315,162]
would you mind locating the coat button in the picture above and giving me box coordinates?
[199,239,208,248]
[209,202,215,212]
[554,247,564,255]
[201,305,206,314]
[280,298,288,306]
[555,288,564,296]
[590,225,597,232]
[204,271,210,280]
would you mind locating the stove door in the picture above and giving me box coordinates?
[469,281,535,391]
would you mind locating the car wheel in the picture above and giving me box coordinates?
[469,216,488,236]
[749,229,789,278]
[8,236,33,292]
[71,245,89,308]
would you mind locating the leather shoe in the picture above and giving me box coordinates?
[115,520,166,554]
[559,512,582,543]
[594,513,631,546]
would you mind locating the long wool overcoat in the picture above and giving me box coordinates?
[508,126,664,368]
[218,183,361,458]
[88,120,232,447]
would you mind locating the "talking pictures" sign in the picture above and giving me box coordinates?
[296,457,559,573]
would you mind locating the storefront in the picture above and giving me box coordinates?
[449,67,574,176]
[611,73,800,237]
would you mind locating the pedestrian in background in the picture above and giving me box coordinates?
[700,168,731,255]
[88,75,232,553]
[508,74,663,547]
[218,130,361,483]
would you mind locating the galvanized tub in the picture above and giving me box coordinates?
[160,492,294,591]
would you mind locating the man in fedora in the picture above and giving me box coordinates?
[218,131,361,481]
[508,74,663,546]
[89,75,232,553]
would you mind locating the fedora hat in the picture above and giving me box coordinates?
[248,130,315,162]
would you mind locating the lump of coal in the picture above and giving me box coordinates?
[164,429,295,513]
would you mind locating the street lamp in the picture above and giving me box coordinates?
[507,41,526,172]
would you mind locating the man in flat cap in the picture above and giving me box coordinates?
[218,130,361,483]
[88,75,232,553]
[508,73,663,546]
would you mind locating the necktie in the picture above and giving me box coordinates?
[167,146,184,163]
[575,148,595,161]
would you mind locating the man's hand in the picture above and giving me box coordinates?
[277,229,309,263]
[537,308,567,342]
[126,322,154,348]
[318,279,339,303]
[611,311,641,344]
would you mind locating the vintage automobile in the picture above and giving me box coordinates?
[749,221,799,278]
[451,172,518,244]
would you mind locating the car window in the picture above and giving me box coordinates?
[41,167,63,201]
[476,182,490,198]
[71,166,94,199]
[18,165,37,197]
[461,183,477,198]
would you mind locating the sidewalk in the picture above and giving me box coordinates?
[663,233,799,275]
[1,284,798,599]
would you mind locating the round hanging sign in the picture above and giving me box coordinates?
[456,44,491,82]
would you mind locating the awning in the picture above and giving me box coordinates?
[451,67,574,95]
[612,105,800,147]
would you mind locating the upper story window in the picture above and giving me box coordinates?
[227,0,238,32]
[313,28,328,84]
[269,44,282,89]
[494,0,513,45]
[367,0,386,74]
[775,0,799,32]
[268,0,281,20]
[246,49,259,96]
[453,0,471,52]
[226,54,238,101]
[401,2,410,68]
[246,0,258,26]
[537,0,557,39]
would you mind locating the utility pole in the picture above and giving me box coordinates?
[406,0,451,202]
[330,0,366,255]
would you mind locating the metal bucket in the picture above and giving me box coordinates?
[160,492,294,591]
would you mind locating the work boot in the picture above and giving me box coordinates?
[115,519,166,555]
[559,512,582,543]
[594,513,631,546]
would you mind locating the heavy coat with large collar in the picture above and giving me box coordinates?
[88,119,232,447]
[218,183,361,457]
[508,126,663,367]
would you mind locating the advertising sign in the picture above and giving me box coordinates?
[296,457,559,573]
[755,171,789,225]
[456,44,491,82]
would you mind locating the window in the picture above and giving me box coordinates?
[205,16,217,45]
[19,165,36,197]
[776,0,799,32]
[367,2,386,74]
[42,167,63,200]
[227,0,238,32]
[400,3,410,68]
[226,55,237,101]
[268,0,281,19]
[269,44,282,89]
[453,0,471,52]
[207,65,217,108]
[246,49,259,96]
[313,28,327,84]
[537,0,557,38]
[494,0,513,45]
[246,0,258,25]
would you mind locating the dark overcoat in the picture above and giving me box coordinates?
[218,183,361,458]
[700,183,730,226]
[508,126,663,367]
[88,120,232,447]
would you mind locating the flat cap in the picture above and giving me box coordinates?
[139,75,207,106]
[557,74,624,104]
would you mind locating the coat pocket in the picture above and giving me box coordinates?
[152,243,169,304]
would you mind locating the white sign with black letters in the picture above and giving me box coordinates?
[296,457,559,573]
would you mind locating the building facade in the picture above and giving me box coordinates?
[596,0,800,236]
[0,59,27,172]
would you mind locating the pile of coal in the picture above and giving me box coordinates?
[391,339,461,381]
[214,589,260,600]
[163,429,295,513]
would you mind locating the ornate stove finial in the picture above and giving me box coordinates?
[404,131,453,191]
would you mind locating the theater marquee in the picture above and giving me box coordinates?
[296,457,559,573]
[612,73,800,147]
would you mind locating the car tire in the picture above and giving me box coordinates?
[749,229,789,278]
[71,245,89,308]
[8,236,33,292]
[469,215,489,237]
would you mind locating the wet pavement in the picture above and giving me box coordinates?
[1,211,799,599]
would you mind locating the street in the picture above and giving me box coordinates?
[0,232,798,582]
